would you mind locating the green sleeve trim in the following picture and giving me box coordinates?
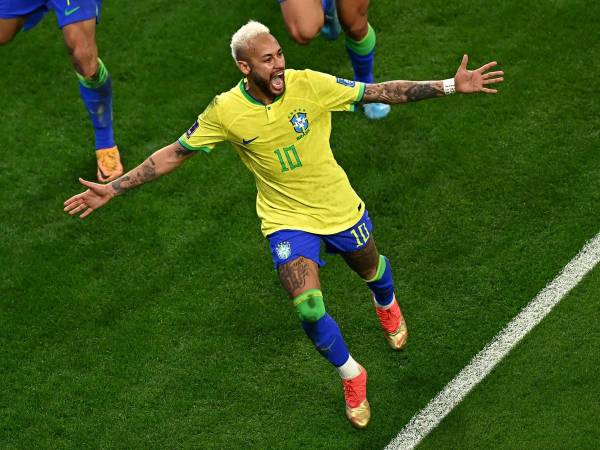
[239,79,264,105]
[365,255,387,282]
[178,137,212,153]
[355,82,366,103]
[345,23,376,56]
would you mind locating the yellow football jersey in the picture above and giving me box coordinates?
[178,69,366,236]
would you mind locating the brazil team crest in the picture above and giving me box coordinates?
[288,109,309,138]
[276,241,292,260]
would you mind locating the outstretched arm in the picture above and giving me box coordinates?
[362,54,504,104]
[64,141,195,219]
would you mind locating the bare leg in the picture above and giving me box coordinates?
[0,17,26,45]
[279,0,324,45]
[62,18,98,77]
[278,256,321,297]
[341,236,380,280]
[337,0,369,41]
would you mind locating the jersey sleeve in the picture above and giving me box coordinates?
[178,96,226,152]
[305,69,366,112]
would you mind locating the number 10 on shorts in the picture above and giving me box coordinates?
[350,222,370,247]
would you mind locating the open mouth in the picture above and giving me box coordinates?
[270,71,285,91]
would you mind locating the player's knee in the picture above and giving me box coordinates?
[294,289,326,322]
[70,46,98,78]
[287,22,320,45]
[342,20,369,42]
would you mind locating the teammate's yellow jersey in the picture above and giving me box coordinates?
[178,69,366,236]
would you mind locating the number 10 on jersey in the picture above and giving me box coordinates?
[274,145,303,172]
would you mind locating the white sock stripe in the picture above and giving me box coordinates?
[373,293,395,310]
[337,355,361,379]
[385,231,600,450]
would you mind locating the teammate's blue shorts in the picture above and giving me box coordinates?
[0,0,101,31]
[267,210,374,269]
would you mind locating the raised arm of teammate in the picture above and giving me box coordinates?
[362,54,504,104]
[64,141,195,219]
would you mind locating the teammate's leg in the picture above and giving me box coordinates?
[337,0,390,119]
[279,0,325,45]
[0,17,24,45]
[342,237,408,350]
[278,256,370,428]
[0,0,48,45]
[61,15,123,182]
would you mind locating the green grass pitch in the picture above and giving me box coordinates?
[1,0,599,448]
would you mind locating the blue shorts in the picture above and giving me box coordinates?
[267,210,374,269]
[0,0,101,31]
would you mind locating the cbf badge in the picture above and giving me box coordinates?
[276,241,292,260]
[288,109,309,137]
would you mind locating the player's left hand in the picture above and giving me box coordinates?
[454,54,504,94]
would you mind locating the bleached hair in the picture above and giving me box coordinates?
[230,20,271,61]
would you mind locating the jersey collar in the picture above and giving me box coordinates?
[239,79,283,106]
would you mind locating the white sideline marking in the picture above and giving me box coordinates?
[385,231,600,450]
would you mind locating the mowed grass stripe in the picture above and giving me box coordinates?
[385,231,600,450]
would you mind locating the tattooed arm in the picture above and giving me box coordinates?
[363,80,444,104]
[362,54,504,105]
[63,142,196,219]
[109,142,195,195]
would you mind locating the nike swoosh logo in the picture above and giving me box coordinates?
[242,136,259,145]
[65,6,81,16]
[98,168,109,180]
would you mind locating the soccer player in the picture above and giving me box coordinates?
[63,21,503,428]
[279,0,391,120]
[0,0,123,182]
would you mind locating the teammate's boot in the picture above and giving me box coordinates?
[375,296,408,350]
[321,0,341,41]
[363,102,391,120]
[96,146,124,182]
[342,365,370,428]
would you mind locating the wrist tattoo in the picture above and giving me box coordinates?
[110,157,158,195]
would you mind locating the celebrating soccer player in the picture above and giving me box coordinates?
[279,0,391,120]
[64,21,503,428]
[0,0,123,182]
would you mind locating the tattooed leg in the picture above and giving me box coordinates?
[278,256,321,298]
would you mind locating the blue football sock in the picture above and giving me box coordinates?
[77,58,115,150]
[345,23,376,83]
[302,313,350,367]
[366,255,395,307]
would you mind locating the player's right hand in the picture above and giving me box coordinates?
[63,178,116,219]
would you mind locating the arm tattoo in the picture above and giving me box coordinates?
[110,157,158,195]
[363,80,444,104]
[174,144,194,159]
[279,258,311,294]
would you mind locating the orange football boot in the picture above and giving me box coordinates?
[96,146,124,182]
[342,365,370,428]
[375,296,408,350]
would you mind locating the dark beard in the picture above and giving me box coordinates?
[249,72,276,98]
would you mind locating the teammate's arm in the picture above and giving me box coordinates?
[362,54,504,104]
[64,141,195,219]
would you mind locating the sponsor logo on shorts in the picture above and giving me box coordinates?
[336,77,355,87]
[276,241,292,260]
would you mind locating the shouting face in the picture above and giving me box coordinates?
[236,33,286,101]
